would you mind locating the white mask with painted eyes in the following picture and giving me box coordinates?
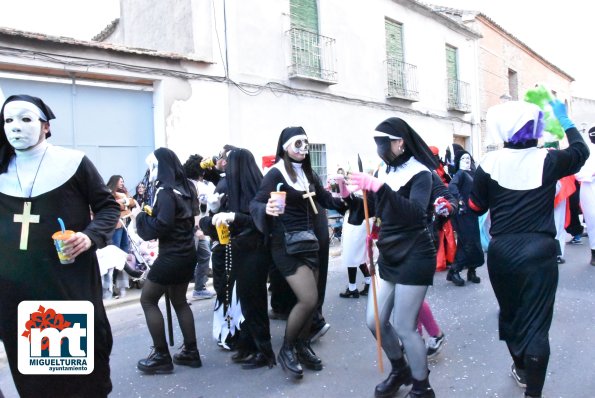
[290,137,309,155]
[459,154,471,171]
[3,103,46,150]
[146,153,159,183]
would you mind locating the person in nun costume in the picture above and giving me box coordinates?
[250,127,347,379]
[135,148,202,373]
[446,149,484,286]
[469,100,588,398]
[200,147,276,369]
[348,117,439,398]
[0,95,120,397]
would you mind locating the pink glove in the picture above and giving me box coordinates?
[333,175,351,198]
[349,172,384,193]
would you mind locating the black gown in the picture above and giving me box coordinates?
[470,127,589,357]
[251,167,346,277]
[0,156,120,397]
[448,169,484,272]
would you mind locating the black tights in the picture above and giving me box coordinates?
[348,263,370,284]
[140,280,197,351]
[284,266,319,343]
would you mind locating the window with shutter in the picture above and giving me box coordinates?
[290,0,321,79]
[446,45,460,108]
[385,19,406,97]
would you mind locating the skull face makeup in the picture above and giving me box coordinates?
[285,135,309,156]
[146,152,159,183]
[459,153,471,171]
[3,101,48,151]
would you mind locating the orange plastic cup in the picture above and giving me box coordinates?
[52,230,75,264]
[216,224,230,245]
[270,191,287,214]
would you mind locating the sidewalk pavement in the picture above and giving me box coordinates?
[0,279,214,363]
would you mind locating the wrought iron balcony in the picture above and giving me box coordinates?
[446,78,471,112]
[385,59,419,101]
[287,27,337,84]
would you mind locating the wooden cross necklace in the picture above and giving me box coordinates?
[13,146,48,250]
[296,171,318,214]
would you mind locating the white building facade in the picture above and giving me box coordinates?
[0,0,482,184]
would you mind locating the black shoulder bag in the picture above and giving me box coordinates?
[281,181,319,255]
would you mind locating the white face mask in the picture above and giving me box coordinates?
[283,134,309,157]
[459,154,471,171]
[3,103,46,150]
[146,153,159,183]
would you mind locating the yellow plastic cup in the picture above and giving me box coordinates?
[52,230,75,264]
[216,224,230,245]
[270,191,287,214]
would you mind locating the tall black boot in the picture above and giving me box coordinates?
[295,339,323,370]
[591,249,595,266]
[374,357,412,398]
[277,339,303,379]
[137,346,174,374]
[407,375,435,398]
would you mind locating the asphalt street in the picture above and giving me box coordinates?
[1,239,594,397]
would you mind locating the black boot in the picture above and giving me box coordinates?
[374,357,412,398]
[173,343,202,368]
[277,339,303,379]
[360,283,370,296]
[231,350,255,363]
[295,339,323,370]
[339,287,360,298]
[447,269,465,286]
[137,347,174,374]
[591,250,595,266]
[407,376,435,398]
[467,268,481,283]
[242,340,276,369]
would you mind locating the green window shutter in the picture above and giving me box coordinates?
[446,45,459,106]
[446,45,458,80]
[385,19,403,61]
[385,19,405,96]
[290,0,319,34]
[289,0,321,78]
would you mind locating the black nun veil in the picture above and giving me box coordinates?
[226,147,263,213]
[153,147,194,198]
[375,117,438,171]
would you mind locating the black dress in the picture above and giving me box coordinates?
[375,173,436,286]
[0,156,119,397]
[470,127,588,357]
[448,169,484,272]
[251,167,346,277]
[136,187,196,285]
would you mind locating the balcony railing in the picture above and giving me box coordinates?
[385,59,419,101]
[287,28,337,84]
[446,78,471,112]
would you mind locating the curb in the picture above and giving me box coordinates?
[0,280,212,363]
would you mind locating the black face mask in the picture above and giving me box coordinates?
[375,137,396,165]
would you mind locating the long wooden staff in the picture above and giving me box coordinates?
[358,154,383,373]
